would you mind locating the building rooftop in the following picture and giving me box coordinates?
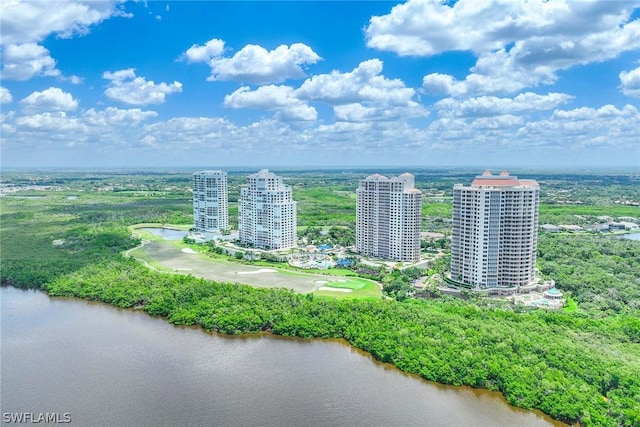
[249,169,279,179]
[469,170,539,188]
[194,170,226,176]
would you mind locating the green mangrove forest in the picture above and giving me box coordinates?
[1,169,639,426]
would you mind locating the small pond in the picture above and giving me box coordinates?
[618,232,640,241]
[139,227,188,240]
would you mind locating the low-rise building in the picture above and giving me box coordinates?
[559,224,583,232]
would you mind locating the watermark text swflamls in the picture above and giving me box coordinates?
[3,413,71,424]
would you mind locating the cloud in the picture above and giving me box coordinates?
[220,59,425,122]
[0,1,128,82]
[0,43,60,81]
[620,66,640,97]
[333,103,425,123]
[103,68,183,105]
[0,0,127,45]
[20,87,78,113]
[366,0,638,56]
[82,107,158,126]
[297,59,411,104]
[435,92,573,117]
[518,104,640,148]
[424,103,640,153]
[14,111,84,134]
[224,85,317,121]
[182,38,225,63]
[296,59,425,121]
[3,100,637,166]
[10,107,157,149]
[367,0,640,96]
[0,87,13,104]
[143,117,237,147]
[203,43,321,84]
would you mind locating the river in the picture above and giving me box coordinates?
[1,286,564,427]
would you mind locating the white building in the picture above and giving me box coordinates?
[450,170,540,290]
[193,170,228,233]
[238,169,297,250]
[356,173,422,261]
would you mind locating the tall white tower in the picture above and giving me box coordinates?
[193,170,229,233]
[450,170,540,290]
[356,173,422,261]
[238,169,297,249]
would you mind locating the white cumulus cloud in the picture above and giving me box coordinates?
[0,1,128,82]
[103,68,183,105]
[205,43,321,84]
[0,87,13,104]
[518,104,640,149]
[224,85,317,121]
[0,0,127,45]
[296,59,425,122]
[20,87,78,112]
[10,106,157,149]
[620,66,640,98]
[367,0,640,96]
[435,92,573,117]
[1,43,60,81]
[297,59,414,105]
[182,38,225,63]
[82,107,158,126]
[14,111,84,134]
[366,0,637,56]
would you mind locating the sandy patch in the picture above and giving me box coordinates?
[236,268,277,275]
[337,279,347,282]
[314,280,329,284]
[181,248,197,254]
[318,286,352,293]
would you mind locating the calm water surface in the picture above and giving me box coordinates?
[138,227,188,240]
[1,287,565,427]
[619,232,640,241]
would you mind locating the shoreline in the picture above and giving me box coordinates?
[3,284,568,427]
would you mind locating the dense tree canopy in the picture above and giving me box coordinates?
[1,170,639,426]
[42,259,640,427]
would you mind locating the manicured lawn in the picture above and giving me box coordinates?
[321,278,368,289]
[129,237,382,299]
[314,278,381,299]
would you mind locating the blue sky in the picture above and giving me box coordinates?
[1,0,639,169]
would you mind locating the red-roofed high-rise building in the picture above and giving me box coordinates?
[450,171,540,291]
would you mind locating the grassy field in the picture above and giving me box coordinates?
[127,237,381,298]
[313,277,381,299]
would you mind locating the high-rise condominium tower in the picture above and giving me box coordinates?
[450,170,540,290]
[193,170,229,233]
[238,169,297,249]
[356,173,422,261]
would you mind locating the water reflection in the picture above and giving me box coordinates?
[1,287,565,427]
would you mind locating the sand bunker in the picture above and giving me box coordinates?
[314,280,329,284]
[181,248,197,254]
[236,268,277,275]
[318,286,352,293]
